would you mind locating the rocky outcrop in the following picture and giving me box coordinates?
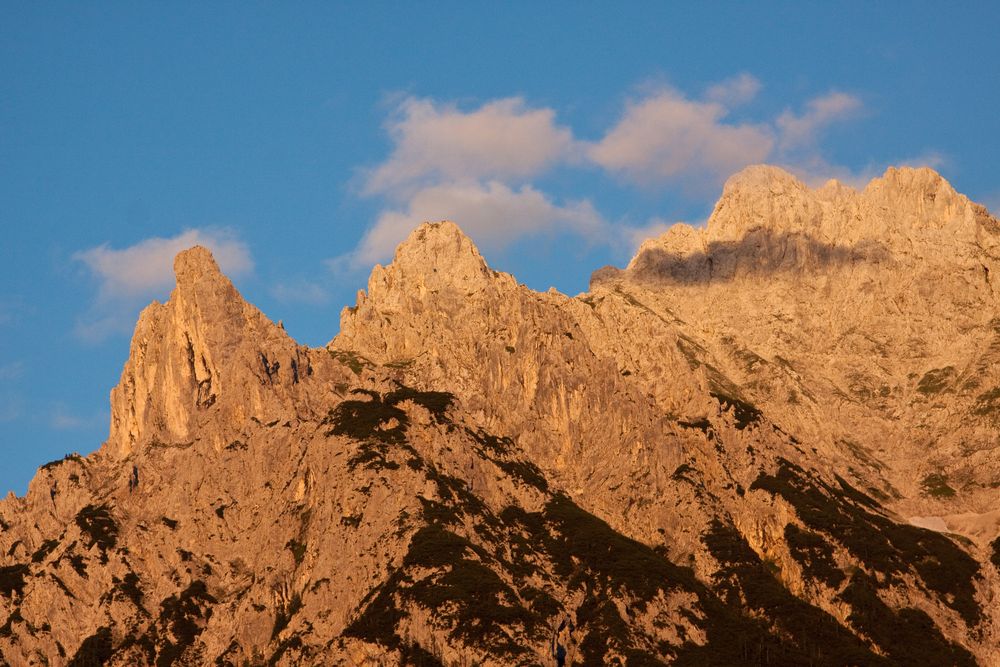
[2,165,1000,665]
[108,247,331,457]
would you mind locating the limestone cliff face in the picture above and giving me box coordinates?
[596,165,1000,520]
[2,167,1000,666]
[108,247,329,457]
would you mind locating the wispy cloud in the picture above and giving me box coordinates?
[589,87,775,191]
[704,73,762,107]
[346,181,605,267]
[776,91,863,151]
[74,228,253,341]
[269,280,331,305]
[339,77,925,268]
[50,404,107,431]
[75,228,252,301]
[364,96,577,198]
[0,362,24,381]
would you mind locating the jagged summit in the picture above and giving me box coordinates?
[107,246,309,458]
[339,221,519,350]
[380,220,493,289]
[719,163,809,196]
[172,245,224,286]
[614,163,999,284]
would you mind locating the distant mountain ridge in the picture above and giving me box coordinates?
[2,165,999,665]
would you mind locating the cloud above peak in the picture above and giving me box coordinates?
[704,73,762,107]
[589,87,775,190]
[339,78,879,268]
[349,180,605,267]
[75,228,252,301]
[73,228,253,341]
[776,91,862,151]
[364,96,577,198]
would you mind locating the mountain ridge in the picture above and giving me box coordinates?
[2,164,1000,665]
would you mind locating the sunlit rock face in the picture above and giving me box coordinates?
[2,166,1000,666]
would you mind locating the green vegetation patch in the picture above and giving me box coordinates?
[751,459,982,625]
[40,453,83,472]
[75,504,118,559]
[920,472,956,498]
[709,391,762,430]
[701,520,887,666]
[0,564,29,598]
[839,572,976,666]
[67,626,113,667]
[916,366,956,395]
[328,349,372,375]
[784,524,845,588]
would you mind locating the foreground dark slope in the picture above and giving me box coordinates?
[0,168,998,665]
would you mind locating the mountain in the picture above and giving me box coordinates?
[2,166,1000,665]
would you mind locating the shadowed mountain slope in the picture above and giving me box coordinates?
[2,165,1000,665]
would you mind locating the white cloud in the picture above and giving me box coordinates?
[983,192,1000,216]
[705,73,762,107]
[589,88,775,190]
[345,181,606,267]
[0,399,21,423]
[72,314,139,343]
[269,280,331,305]
[342,82,881,272]
[50,404,107,431]
[364,96,576,197]
[589,86,867,192]
[75,228,252,301]
[73,228,253,341]
[0,362,24,381]
[621,218,676,252]
[776,91,862,151]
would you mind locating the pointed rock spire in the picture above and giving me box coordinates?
[107,246,301,457]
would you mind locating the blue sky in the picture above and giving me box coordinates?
[2,3,999,495]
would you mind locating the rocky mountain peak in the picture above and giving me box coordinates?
[719,163,809,197]
[172,245,224,287]
[380,220,493,291]
[339,222,517,350]
[617,164,1000,286]
[107,247,309,458]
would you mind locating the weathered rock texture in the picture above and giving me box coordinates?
[2,165,1000,666]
